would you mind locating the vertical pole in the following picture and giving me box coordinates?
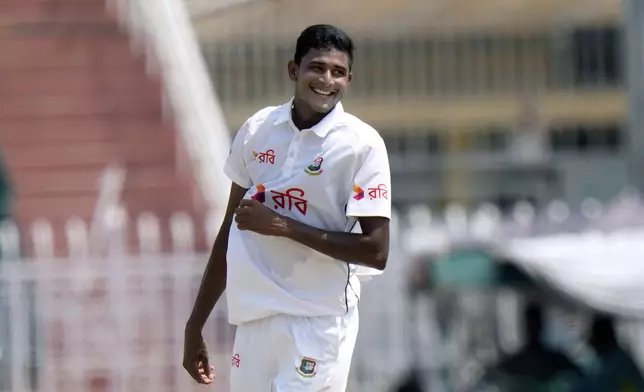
[625,0,644,192]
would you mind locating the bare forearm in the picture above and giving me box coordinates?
[185,182,248,330]
[280,216,387,270]
[186,234,228,329]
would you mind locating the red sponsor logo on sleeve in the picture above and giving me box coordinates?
[353,185,364,201]
[367,184,388,200]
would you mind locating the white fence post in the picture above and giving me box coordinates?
[31,219,54,260]
[66,217,89,259]
[170,212,195,254]
[137,213,161,255]
[0,220,20,261]
[7,267,27,391]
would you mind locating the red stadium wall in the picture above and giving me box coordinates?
[0,0,210,256]
[0,4,216,389]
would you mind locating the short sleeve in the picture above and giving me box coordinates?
[345,138,391,219]
[223,122,252,189]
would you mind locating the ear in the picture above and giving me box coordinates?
[347,72,353,84]
[287,60,298,82]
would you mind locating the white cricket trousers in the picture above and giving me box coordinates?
[229,306,359,392]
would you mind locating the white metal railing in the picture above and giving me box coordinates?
[400,188,644,256]
[4,253,644,392]
[0,210,410,392]
[0,262,416,392]
[89,163,126,256]
[0,258,229,392]
[109,0,232,209]
[1,190,644,391]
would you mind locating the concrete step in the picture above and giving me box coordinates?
[0,93,162,118]
[0,1,114,27]
[0,65,162,95]
[0,117,175,145]
[0,35,141,68]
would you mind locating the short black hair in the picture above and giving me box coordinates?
[293,24,354,68]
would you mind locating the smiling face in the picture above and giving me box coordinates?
[288,48,352,114]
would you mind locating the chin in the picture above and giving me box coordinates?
[297,93,337,114]
[310,100,337,114]
[311,105,332,114]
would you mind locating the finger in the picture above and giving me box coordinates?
[234,207,250,216]
[235,215,250,224]
[189,361,211,385]
[199,359,215,382]
[198,365,215,374]
[239,199,255,207]
[198,372,215,383]
[184,361,207,384]
[200,372,214,384]
[198,365,216,381]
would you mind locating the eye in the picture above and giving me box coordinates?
[310,64,324,72]
[332,69,347,78]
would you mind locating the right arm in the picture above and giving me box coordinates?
[183,116,254,384]
[186,182,248,330]
[185,115,254,330]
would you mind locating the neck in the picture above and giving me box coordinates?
[291,98,331,130]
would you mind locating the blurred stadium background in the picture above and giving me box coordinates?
[1,0,644,391]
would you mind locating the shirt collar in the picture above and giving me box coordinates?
[273,97,344,137]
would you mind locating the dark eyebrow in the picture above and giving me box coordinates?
[308,60,348,70]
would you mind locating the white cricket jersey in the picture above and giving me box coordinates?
[223,99,391,325]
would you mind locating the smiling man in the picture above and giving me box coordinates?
[183,24,391,392]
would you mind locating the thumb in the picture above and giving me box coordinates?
[239,198,254,208]
[199,354,214,380]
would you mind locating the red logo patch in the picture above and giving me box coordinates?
[253,149,276,164]
[367,184,388,200]
[270,187,308,215]
[353,185,364,201]
[250,184,266,202]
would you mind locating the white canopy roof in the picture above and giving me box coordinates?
[504,228,644,318]
[401,190,644,318]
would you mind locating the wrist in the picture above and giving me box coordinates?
[185,316,205,332]
[276,216,294,238]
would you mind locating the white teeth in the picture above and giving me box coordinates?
[312,88,332,96]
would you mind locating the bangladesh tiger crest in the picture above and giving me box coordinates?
[304,157,324,176]
[295,357,317,377]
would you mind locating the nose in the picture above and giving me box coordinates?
[317,70,333,85]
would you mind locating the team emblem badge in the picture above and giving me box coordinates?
[304,157,324,176]
[296,357,317,377]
